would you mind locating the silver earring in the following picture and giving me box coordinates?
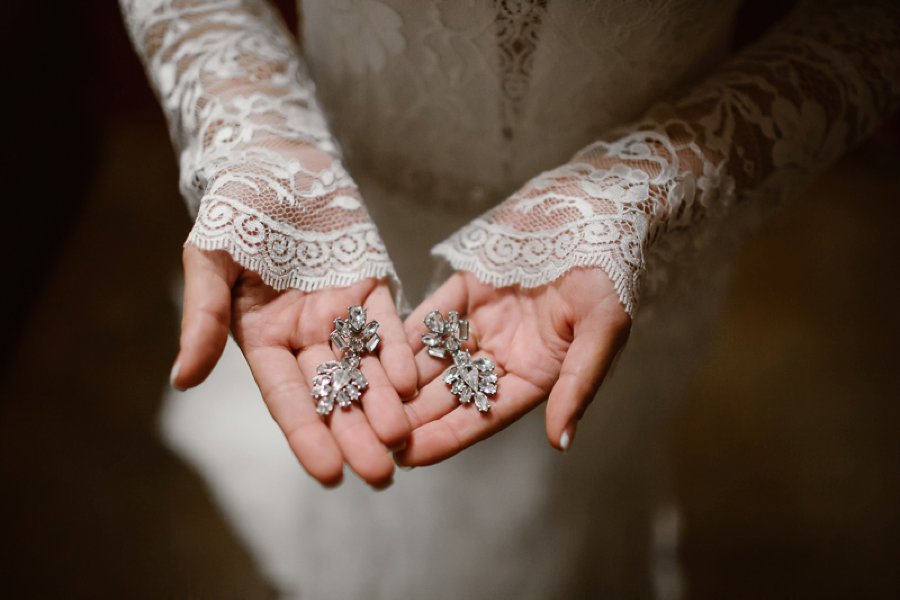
[312,306,379,416]
[422,309,497,412]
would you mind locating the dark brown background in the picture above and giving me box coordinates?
[2,1,898,597]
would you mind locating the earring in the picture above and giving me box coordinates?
[312,306,379,416]
[422,309,497,413]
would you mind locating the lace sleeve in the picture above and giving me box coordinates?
[120,0,396,290]
[432,0,900,316]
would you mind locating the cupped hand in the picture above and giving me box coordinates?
[170,246,417,488]
[396,268,631,467]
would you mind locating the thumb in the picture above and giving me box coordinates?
[545,313,629,451]
[170,246,240,390]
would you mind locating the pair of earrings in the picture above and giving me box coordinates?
[312,306,380,416]
[311,305,499,416]
[422,310,498,413]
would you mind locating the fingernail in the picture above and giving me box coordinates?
[389,440,408,453]
[169,361,186,391]
[560,421,577,452]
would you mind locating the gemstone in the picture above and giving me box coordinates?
[312,378,331,397]
[445,337,460,352]
[331,331,348,351]
[350,368,367,389]
[422,332,441,347]
[363,321,379,338]
[451,381,462,395]
[484,373,498,385]
[316,397,333,415]
[334,318,350,336]
[336,387,352,407]
[428,346,447,359]
[350,338,364,353]
[453,350,471,367]
[464,367,479,390]
[346,386,360,401]
[481,383,497,395]
[459,387,473,403]
[349,306,367,331]
[331,369,350,389]
[424,310,444,334]
[317,361,342,374]
[446,311,459,334]
[473,357,495,373]
[458,319,469,341]
[474,392,490,412]
[365,333,380,352]
[443,367,459,384]
[343,355,360,369]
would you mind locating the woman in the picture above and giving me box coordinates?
[122,1,899,597]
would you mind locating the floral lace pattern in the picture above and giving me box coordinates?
[120,0,396,290]
[433,0,900,316]
[122,0,898,309]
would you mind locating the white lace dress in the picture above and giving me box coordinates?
[121,1,899,597]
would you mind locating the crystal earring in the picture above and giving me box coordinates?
[312,306,379,416]
[422,309,497,412]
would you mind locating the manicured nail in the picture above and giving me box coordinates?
[560,421,577,452]
[169,361,186,391]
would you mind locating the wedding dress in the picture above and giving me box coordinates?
[121,1,899,597]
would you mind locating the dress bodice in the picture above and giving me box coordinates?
[303,0,741,207]
[121,0,899,307]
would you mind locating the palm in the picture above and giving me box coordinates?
[397,269,630,466]
[173,248,416,488]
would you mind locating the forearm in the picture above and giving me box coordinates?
[121,0,395,290]
[434,0,900,315]
[590,0,900,232]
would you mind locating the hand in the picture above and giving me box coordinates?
[170,246,417,488]
[396,268,630,466]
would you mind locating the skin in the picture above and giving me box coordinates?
[173,247,630,483]
[395,269,631,466]
[172,246,417,489]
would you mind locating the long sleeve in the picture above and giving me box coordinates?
[432,0,900,316]
[120,0,396,290]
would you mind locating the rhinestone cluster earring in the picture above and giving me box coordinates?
[422,309,497,412]
[312,306,380,416]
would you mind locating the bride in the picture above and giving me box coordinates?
[121,0,899,597]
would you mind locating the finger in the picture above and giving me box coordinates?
[358,354,412,449]
[544,320,627,451]
[403,369,458,430]
[296,345,395,488]
[412,346,453,393]
[396,372,543,467]
[174,247,240,389]
[364,284,417,398]
[403,272,469,354]
[243,345,344,486]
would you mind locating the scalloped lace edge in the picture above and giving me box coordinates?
[431,243,637,317]
[186,231,399,293]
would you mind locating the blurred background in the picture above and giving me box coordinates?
[1,1,898,597]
